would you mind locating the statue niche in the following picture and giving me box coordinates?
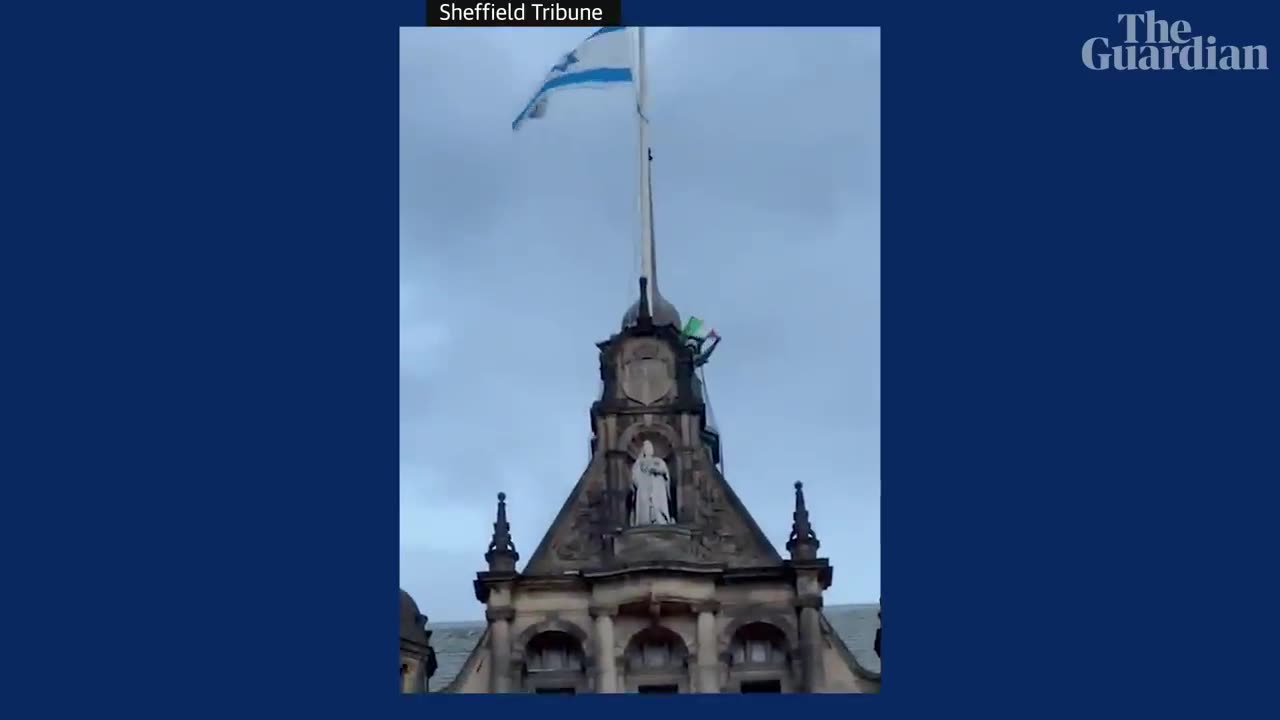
[629,440,674,527]
[611,434,710,565]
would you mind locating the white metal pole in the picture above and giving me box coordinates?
[635,27,656,311]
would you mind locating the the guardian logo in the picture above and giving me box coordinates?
[1083,11,1268,70]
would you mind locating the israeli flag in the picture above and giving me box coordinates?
[512,27,634,131]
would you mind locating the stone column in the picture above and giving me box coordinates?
[400,659,412,693]
[694,601,720,693]
[487,607,515,693]
[408,659,426,693]
[796,597,824,692]
[590,605,619,693]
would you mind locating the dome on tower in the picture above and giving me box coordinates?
[400,589,429,646]
[621,287,682,330]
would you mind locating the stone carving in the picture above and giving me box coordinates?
[530,452,775,568]
[695,474,736,559]
[691,459,777,566]
[630,441,673,526]
[614,524,696,564]
[553,485,607,563]
[619,340,673,406]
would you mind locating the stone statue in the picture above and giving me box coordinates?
[630,440,673,526]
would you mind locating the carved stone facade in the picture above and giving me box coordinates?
[448,287,879,694]
[525,316,779,577]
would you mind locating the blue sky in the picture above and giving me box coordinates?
[400,27,880,621]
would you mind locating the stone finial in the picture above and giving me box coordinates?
[485,492,519,572]
[785,481,820,561]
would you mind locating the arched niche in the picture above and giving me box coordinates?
[616,421,682,461]
[729,622,790,667]
[513,617,592,653]
[622,625,691,693]
[718,612,800,655]
[519,629,589,694]
[616,422,684,526]
[720,616,800,693]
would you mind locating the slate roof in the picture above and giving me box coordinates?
[426,620,487,692]
[824,603,881,676]
[425,602,880,691]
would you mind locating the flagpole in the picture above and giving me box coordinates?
[635,26,656,312]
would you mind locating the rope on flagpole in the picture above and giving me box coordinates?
[698,364,725,476]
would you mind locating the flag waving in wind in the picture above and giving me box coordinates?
[512,27,634,131]
[683,316,723,367]
[682,316,719,343]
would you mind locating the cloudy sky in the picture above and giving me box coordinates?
[400,27,880,621]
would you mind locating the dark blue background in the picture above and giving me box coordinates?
[2,0,1275,714]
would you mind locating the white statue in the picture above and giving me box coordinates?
[630,440,673,526]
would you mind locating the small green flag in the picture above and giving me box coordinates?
[682,316,719,341]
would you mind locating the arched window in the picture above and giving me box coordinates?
[526,631,585,672]
[727,622,790,693]
[626,626,688,670]
[523,630,587,693]
[729,622,788,666]
[624,626,689,693]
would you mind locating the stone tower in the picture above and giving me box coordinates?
[446,281,879,693]
[400,589,438,693]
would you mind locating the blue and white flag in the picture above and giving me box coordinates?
[512,27,634,131]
